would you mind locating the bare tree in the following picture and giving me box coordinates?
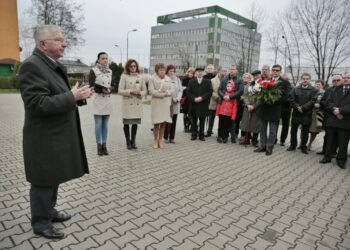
[266,25,281,65]
[30,0,86,50]
[290,0,350,83]
[229,2,264,73]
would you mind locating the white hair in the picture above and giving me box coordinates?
[33,25,61,46]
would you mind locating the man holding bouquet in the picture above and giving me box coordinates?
[254,64,291,155]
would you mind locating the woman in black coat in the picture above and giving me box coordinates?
[180,67,195,132]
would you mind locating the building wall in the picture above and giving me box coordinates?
[0,0,20,62]
[150,14,261,74]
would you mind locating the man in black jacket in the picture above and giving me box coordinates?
[287,73,317,154]
[187,67,213,141]
[218,65,244,143]
[320,73,350,169]
[254,64,291,155]
[18,25,93,239]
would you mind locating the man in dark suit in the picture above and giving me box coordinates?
[317,75,343,155]
[187,67,213,141]
[18,25,93,239]
[218,64,244,143]
[254,64,291,155]
[320,73,350,169]
[287,73,317,154]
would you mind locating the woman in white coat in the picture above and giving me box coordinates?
[148,63,173,149]
[118,59,147,149]
[164,65,183,143]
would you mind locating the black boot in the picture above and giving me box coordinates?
[102,143,109,155]
[131,125,138,149]
[97,143,103,156]
[123,125,132,150]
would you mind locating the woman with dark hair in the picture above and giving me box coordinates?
[307,79,325,150]
[118,59,147,149]
[164,65,183,143]
[89,52,114,156]
[181,67,195,132]
[149,63,173,149]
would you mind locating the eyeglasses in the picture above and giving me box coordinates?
[272,69,280,72]
[332,79,341,82]
[129,65,137,68]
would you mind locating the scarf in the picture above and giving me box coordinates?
[96,63,109,74]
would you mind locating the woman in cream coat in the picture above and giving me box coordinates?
[118,59,147,149]
[164,64,183,143]
[148,63,173,149]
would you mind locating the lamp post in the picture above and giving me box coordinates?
[114,44,122,65]
[282,35,287,74]
[127,29,137,60]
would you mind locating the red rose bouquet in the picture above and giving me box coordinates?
[247,79,282,105]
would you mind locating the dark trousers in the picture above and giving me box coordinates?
[30,184,59,232]
[278,108,291,143]
[325,127,350,163]
[164,114,178,140]
[290,122,310,149]
[191,116,205,137]
[218,115,232,139]
[206,110,216,134]
[322,128,338,154]
[260,121,278,149]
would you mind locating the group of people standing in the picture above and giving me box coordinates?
[88,52,350,170]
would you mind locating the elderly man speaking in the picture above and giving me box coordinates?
[18,25,93,239]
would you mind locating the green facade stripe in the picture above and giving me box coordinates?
[157,5,257,30]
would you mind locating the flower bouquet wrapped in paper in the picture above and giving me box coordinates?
[247,79,282,105]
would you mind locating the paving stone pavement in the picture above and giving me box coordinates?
[0,94,350,250]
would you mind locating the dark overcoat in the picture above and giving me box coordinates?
[187,78,213,117]
[288,84,318,125]
[259,77,291,122]
[18,48,89,186]
[325,85,350,130]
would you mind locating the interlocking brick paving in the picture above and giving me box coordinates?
[0,94,349,250]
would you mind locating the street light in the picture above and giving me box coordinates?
[127,29,137,60]
[282,35,287,73]
[114,44,122,65]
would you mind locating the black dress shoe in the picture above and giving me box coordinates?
[320,158,331,164]
[317,151,325,155]
[287,146,296,151]
[34,227,64,239]
[52,212,71,222]
[337,161,346,169]
[217,137,223,143]
[222,138,228,143]
[254,147,266,152]
[266,148,273,155]
[191,136,197,141]
[301,148,308,154]
[231,138,237,144]
[205,132,212,137]
[199,136,205,141]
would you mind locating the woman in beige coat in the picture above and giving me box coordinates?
[118,59,147,149]
[148,63,173,149]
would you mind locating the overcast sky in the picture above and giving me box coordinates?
[17,0,291,69]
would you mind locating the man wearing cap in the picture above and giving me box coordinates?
[218,64,244,143]
[187,67,213,141]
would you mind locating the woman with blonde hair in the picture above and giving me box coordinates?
[149,63,174,148]
[118,59,147,149]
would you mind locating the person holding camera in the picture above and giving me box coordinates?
[89,52,115,156]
